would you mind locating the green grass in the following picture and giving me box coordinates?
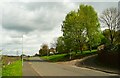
[41,54,67,62]
[82,49,97,54]
[0,68,1,77]
[2,60,22,76]
[41,49,97,62]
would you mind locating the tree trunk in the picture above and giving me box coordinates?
[79,43,83,54]
[75,50,77,54]
[109,29,114,45]
[80,47,83,54]
[89,45,92,52]
[110,34,114,45]
[81,49,83,54]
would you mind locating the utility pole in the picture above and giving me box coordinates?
[16,50,19,56]
[22,35,23,66]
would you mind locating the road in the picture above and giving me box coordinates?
[23,57,118,77]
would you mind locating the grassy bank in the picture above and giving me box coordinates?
[2,56,21,66]
[2,60,22,76]
[41,50,97,62]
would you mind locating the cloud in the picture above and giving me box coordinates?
[118,1,120,12]
[2,2,75,33]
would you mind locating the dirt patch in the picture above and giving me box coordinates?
[57,59,80,66]
[56,55,96,66]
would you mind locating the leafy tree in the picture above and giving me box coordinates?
[56,36,66,53]
[62,11,77,53]
[62,4,101,53]
[39,44,49,56]
[39,49,43,56]
[78,5,101,51]
[103,29,113,44]
[114,30,120,44]
[102,29,120,45]
[62,10,87,53]
[100,33,109,45]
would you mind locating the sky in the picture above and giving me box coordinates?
[0,0,119,56]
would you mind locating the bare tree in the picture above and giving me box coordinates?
[100,7,120,45]
[50,38,57,48]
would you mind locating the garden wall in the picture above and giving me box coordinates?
[98,50,120,66]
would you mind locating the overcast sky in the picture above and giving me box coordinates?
[0,0,119,56]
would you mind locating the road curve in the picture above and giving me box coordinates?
[23,57,119,78]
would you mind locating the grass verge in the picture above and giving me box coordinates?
[2,60,22,76]
[41,49,97,62]
[41,54,67,62]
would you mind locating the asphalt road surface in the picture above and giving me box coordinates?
[23,57,119,78]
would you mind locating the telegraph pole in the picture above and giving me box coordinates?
[22,35,23,66]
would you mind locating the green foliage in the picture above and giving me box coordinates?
[56,36,67,53]
[2,60,22,76]
[78,5,101,50]
[39,44,49,56]
[114,30,120,44]
[103,29,113,44]
[100,35,109,45]
[41,54,67,62]
[82,44,88,51]
[102,29,120,45]
[61,4,101,53]
[103,44,120,53]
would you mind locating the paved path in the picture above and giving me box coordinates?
[23,57,118,78]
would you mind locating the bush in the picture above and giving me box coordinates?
[105,44,120,53]
[112,44,120,52]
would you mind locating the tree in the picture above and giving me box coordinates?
[39,44,49,56]
[56,36,66,53]
[50,38,57,48]
[39,49,43,56]
[114,30,120,44]
[62,11,77,53]
[78,5,101,51]
[62,4,101,53]
[103,29,113,44]
[62,10,87,53]
[100,7,120,45]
